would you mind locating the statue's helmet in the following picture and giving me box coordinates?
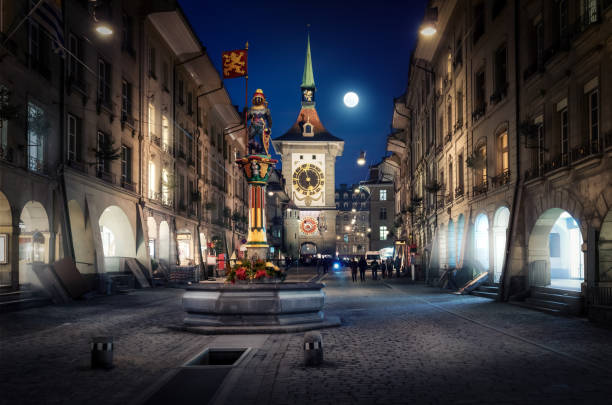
[252,89,265,102]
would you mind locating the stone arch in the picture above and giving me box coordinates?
[147,216,157,259]
[159,220,170,264]
[68,200,96,275]
[474,213,489,271]
[456,214,465,266]
[0,190,13,286]
[447,220,456,267]
[19,201,50,284]
[177,227,193,266]
[599,209,612,282]
[528,208,584,289]
[493,206,510,282]
[98,205,136,258]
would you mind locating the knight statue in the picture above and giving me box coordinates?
[247,89,272,155]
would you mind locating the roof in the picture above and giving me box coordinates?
[301,34,316,89]
[274,106,343,142]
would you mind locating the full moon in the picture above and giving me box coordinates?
[343,92,359,108]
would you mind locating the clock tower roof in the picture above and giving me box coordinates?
[274,34,343,144]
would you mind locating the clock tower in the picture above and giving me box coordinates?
[272,34,344,257]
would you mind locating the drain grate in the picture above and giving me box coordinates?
[185,348,248,366]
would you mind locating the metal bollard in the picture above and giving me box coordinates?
[91,336,114,369]
[303,331,323,366]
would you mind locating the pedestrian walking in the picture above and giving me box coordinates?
[381,259,387,278]
[358,256,367,282]
[386,258,393,278]
[350,258,358,282]
[315,257,321,275]
[371,259,379,280]
[394,256,401,278]
[323,257,329,274]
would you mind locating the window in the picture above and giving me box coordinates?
[497,131,508,174]
[380,189,387,201]
[178,174,185,207]
[96,131,110,174]
[161,115,169,147]
[343,214,348,221]
[148,103,156,138]
[536,21,544,68]
[537,123,545,170]
[558,0,569,40]
[121,13,133,52]
[148,161,156,198]
[458,153,464,190]
[67,34,83,84]
[494,45,507,95]
[361,202,366,209]
[28,20,40,66]
[588,89,599,152]
[120,145,131,183]
[448,161,453,197]
[379,207,387,220]
[456,90,463,126]
[304,124,313,135]
[343,192,348,199]
[476,144,487,185]
[98,59,112,107]
[583,0,599,25]
[66,114,80,161]
[473,3,485,44]
[121,80,132,120]
[474,70,486,111]
[561,107,568,164]
[162,168,171,204]
[454,38,463,68]
[187,91,193,115]
[162,61,169,91]
[447,102,452,134]
[148,46,156,78]
[379,226,389,241]
[27,102,46,172]
[178,79,184,105]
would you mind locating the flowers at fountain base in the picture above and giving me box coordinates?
[226,259,287,283]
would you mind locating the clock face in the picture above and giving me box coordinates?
[293,163,324,196]
[300,217,318,235]
[303,89,313,102]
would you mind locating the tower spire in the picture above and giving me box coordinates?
[301,32,316,89]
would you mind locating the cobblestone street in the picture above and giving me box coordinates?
[2,268,612,404]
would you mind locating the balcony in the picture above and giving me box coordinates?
[187,158,195,167]
[121,178,136,192]
[491,169,511,187]
[28,157,48,175]
[455,185,464,198]
[120,113,135,130]
[162,195,173,208]
[149,191,162,203]
[67,158,87,173]
[445,132,452,144]
[489,84,508,105]
[96,169,115,184]
[472,104,486,122]
[445,194,453,206]
[150,135,161,147]
[454,120,463,133]
[162,142,174,156]
[177,150,186,160]
[472,181,488,197]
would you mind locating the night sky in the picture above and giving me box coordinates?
[178,0,428,185]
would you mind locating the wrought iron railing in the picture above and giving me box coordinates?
[491,169,511,187]
[455,185,464,198]
[96,169,115,184]
[472,181,488,196]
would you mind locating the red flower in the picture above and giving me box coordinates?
[254,270,267,279]
[236,268,247,280]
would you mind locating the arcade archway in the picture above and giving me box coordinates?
[98,206,136,258]
[474,213,489,272]
[447,220,456,267]
[600,209,612,282]
[493,207,510,282]
[0,191,12,286]
[456,214,465,266]
[528,208,583,290]
[159,221,170,264]
[19,201,50,285]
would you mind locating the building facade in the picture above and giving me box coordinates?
[363,161,396,252]
[335,184,370,258]
[0,0,247,294]
[272,35,344,258]
[389,0,612,310]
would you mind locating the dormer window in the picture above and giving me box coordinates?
[303,123,313,136]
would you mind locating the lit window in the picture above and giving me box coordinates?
[497,131,508,174]
[380,226,389,241]
[380,189,387,201]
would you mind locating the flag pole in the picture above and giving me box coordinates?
[244,41,249,156]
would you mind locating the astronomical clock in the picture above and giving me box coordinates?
[291,153,325,207]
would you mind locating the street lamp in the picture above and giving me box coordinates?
[89,0,113,36]
[357,151,366,166]
[419,7,438,37]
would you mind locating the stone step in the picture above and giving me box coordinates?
[0,290,34,303]
[472,290,498,299]
[532,290,583,303]
[477,285,499,293]
[0,296,51,313]
[531,286,582,297]
[525,297,570,312]
[509,301,563,315]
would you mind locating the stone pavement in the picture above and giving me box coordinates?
[2,268,612,404]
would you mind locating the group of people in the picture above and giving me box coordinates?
[348,257,401,282]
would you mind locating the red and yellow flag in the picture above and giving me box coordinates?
[222,49,247,79]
